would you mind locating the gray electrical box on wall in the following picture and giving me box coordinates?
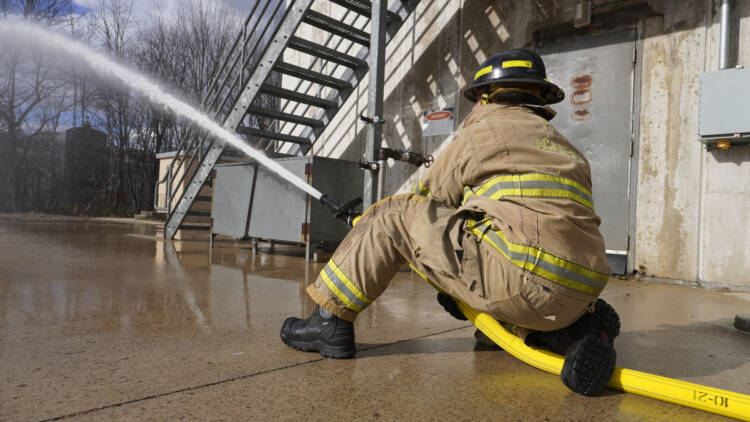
[699,67,750,147]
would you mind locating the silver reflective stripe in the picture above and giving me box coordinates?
[481,180,592,205]
[462,173,595,211]
[323,264,370,311]
[469,219,608,295]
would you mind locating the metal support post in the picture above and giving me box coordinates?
[363,0,387,208]
[241,25,246,86]
[164,166,173,239]
[719,0,732,69]
[377,159,385,201]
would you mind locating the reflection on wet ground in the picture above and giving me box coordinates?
[0,220,318,335]
[1,219,748,421]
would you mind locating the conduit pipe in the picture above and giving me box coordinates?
[720,0,732,69]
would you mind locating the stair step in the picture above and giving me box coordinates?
[287,37,367,69]
[303,10,370,46]
[238,127,312,146]
[187,210,211,217]
[328,0,401,22]
[194,196,212,202]
[248,106,324,128]
[260,84,338,110]
[274,61,353,91]
[179,224,210,231]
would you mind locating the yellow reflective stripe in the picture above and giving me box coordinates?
[320,267,363,313]
[462,173,594,211]
[502,60,532,69]
[519,173,591,197]
[474,173,592,197]
[414,180,430,196]
[465,218,608,296]
[328,260,372,307]
[474,65,493,80]
[482,188,593,210]
[408,263,428,281]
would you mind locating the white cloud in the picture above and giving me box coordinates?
[73,0,254,26]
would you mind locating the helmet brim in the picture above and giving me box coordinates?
[462,78,564,104]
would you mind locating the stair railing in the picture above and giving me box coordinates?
[155,0,295,217]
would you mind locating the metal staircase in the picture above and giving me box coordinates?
[155,0,419,239]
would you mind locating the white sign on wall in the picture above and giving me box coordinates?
[421,107,454,137]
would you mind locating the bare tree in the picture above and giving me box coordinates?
[88,0,136,211]
[0,0,250,215]
[134,0,241,211]
[0,0,73,211]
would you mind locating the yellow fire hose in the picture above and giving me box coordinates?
[454,298,750,420]
[356,213,750,419]
[404,262,750,420]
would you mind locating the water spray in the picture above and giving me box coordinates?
[0,19,361,224]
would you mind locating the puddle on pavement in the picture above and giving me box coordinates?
[0,219,320,335]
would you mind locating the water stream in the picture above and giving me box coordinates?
[0,19,324,200]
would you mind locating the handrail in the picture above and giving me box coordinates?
[166,139,202,207]
[154,166,168,211]
[156,0,293,214]
[202,0,265,105]
[163,0,304,226]
[204,0,279,116]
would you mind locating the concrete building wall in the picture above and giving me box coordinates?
[698,0,750,287]
[635,0,750,289]
[313,0,573,192]
[635,1,707,282]
[304,0,750,289]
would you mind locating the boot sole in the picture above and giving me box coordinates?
[594,299,621,340]
[561,334,616,396]
[281,335,355,359]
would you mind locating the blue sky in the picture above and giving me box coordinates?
[71,2,91,14]
[71,0,254,21]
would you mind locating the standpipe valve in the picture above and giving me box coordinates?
[377,147,434,168]
[358,160,380,171]
[359,114,385,125]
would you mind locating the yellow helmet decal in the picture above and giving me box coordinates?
[474,65,493,80]
[502,60,533,68]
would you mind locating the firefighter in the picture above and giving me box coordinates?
[281,48,620,396]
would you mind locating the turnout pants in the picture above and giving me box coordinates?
[307,194,597,333]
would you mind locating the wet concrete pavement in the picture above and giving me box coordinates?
[1,219,748,421]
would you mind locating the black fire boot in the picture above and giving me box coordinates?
[474,328,502,350]
[437,292,467,321]
[525,299,621,396]
[526,299,620,354]
[560,334,616,396]
[280,305,355,359]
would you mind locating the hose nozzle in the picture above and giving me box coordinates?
[320,194,362,227]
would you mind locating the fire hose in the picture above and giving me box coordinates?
[317,197,750,420]
[456,299,750,421]
[416,272,750,421]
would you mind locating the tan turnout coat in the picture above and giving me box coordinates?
[307,103,610,332]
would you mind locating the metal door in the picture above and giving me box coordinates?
[541,30,636,273]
